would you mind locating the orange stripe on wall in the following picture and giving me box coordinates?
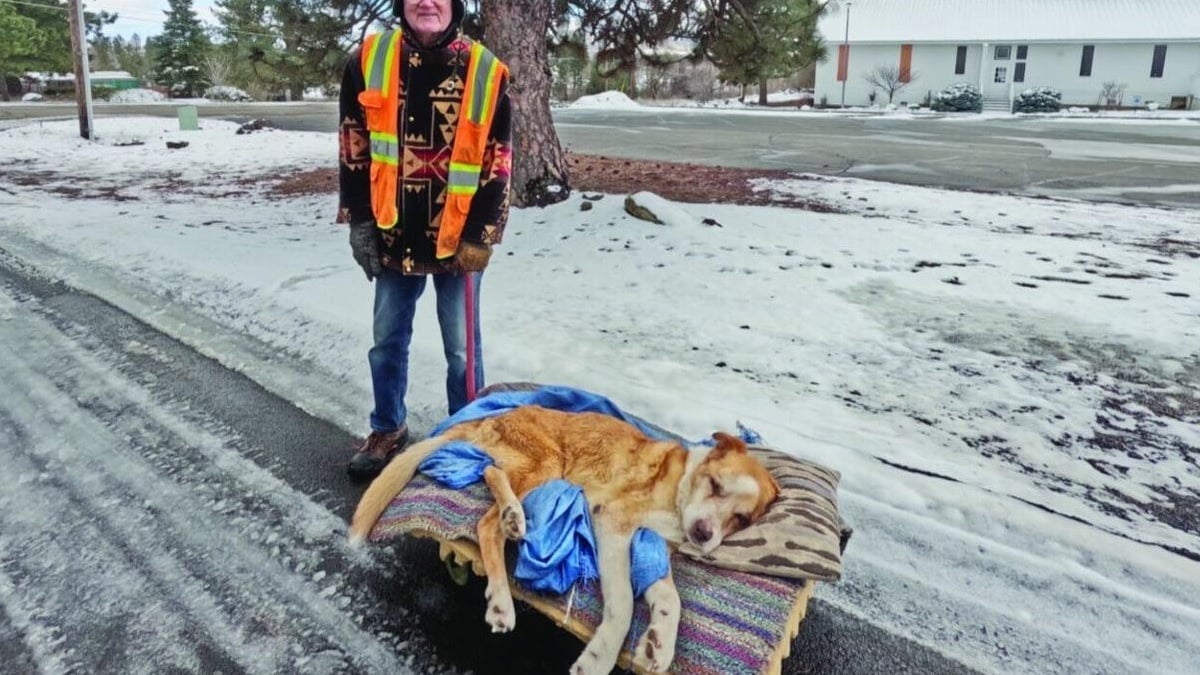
[837,44,849,81]
[899,44,913,83]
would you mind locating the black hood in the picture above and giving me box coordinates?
[394,0,466,44]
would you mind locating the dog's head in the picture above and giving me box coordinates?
[680,432,780,554]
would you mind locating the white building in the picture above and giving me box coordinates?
[815,0,1200,110]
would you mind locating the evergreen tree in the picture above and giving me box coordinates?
[706,0,826,104]
[4,0,114,75]
[0,2,41,98]
[152,0,211,97]
[214,0,352,100]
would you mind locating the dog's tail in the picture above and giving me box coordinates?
[348,435,447,545]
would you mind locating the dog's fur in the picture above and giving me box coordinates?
[348,405,779,675]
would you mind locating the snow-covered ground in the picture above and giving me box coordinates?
[1,117,1198,674]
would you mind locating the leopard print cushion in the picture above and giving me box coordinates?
[677,447,850,581]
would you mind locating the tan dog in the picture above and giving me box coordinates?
[349,405,779,675]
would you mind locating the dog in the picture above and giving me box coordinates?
[348,405,780,675]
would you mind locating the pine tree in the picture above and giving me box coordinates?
[214,0,352,101]
[706,0,826,104]
[152,0,211,97]
[0,2,41,99]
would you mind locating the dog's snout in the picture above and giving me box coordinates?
[689,520,713,545]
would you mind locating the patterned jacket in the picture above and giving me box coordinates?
[338,30,512,275]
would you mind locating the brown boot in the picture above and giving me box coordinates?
[347,426,409,479]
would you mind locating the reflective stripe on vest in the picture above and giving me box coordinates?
[359,31,403,228]
[358,30,508,254]
[438,41,507,258]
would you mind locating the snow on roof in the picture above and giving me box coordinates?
[818,0,1200,43]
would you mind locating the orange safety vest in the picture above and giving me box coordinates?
[358,30,508,259]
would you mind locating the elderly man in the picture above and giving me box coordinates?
[338,0,513,479]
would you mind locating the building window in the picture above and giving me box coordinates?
[1080,45,1094,76]
[837,44,849,81]
[955,46,968,74]
[899,44,913,83]
[1014,62,1026,83]
[994,45,1012,60]
[994,67,1007,83]
[1016,45,1028,60]
[1151,44,1167,78]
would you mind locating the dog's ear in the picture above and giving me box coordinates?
[710,431,747,457]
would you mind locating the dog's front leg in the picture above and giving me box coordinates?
[476,505,516,633]
[632,573,680,674]
[571,520,634,675]
[483,465,526,541]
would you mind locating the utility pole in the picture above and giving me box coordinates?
[840,1,852,108]
[66,0,95,139]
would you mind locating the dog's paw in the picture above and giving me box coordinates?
[633,627,675,674]
[569,650,604,675]
[570,643,619,675]
[484,588,516,633]
[500,503,526,541]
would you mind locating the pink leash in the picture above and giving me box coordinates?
[464,271,477,402]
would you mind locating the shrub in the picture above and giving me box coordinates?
[203,85,252,102]
[90,85,117,101]
[931,82,982,112]
[1014,86,1062,113]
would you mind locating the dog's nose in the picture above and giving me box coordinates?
[689,521,713,545]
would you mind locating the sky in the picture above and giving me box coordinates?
[0,106,1198,672]
[94,0,218,39]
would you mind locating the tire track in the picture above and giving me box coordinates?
[0,280,415,673]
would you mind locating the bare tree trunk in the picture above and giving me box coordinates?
[758,77,768,105]
[482,0,570,207]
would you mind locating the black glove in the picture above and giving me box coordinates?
[349,221,383,281]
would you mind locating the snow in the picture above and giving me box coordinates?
[1,116,1199,674]
[569,91,642,110]
[108,88,168,104]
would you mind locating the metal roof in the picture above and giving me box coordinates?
[818,0,1200,43]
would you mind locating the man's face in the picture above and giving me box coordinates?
[404,0,453,42]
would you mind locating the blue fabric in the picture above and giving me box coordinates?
[630,528,670,598]
[514,480,599,594]
[417,440,494,489]
[512,480,670,599]
[429,384,683,441]
[368,268,484,432]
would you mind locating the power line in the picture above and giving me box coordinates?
[0,0,292,41]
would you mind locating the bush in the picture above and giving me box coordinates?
[1014,86,1062,113]
[203,85,252,102]
[931,82,982,112]
[90,85,117,101]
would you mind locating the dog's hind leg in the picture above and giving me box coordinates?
[632,573,681,674]
[482,465,525,541]
[571,519,634,675]
[476,504,517,633]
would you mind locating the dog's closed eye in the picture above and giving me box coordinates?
[708,475,724,497]
[730,513,750,531]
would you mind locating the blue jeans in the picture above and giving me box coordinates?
[368,269,484,433]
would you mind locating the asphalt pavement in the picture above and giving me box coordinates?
[5,100,1198,207]
[0,245,974,674]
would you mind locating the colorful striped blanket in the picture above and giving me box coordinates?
[369,382,833,674]
[371,475,813,674]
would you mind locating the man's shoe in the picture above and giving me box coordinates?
[347,426,409,479]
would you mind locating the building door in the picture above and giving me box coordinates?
[985,44,1013,98]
